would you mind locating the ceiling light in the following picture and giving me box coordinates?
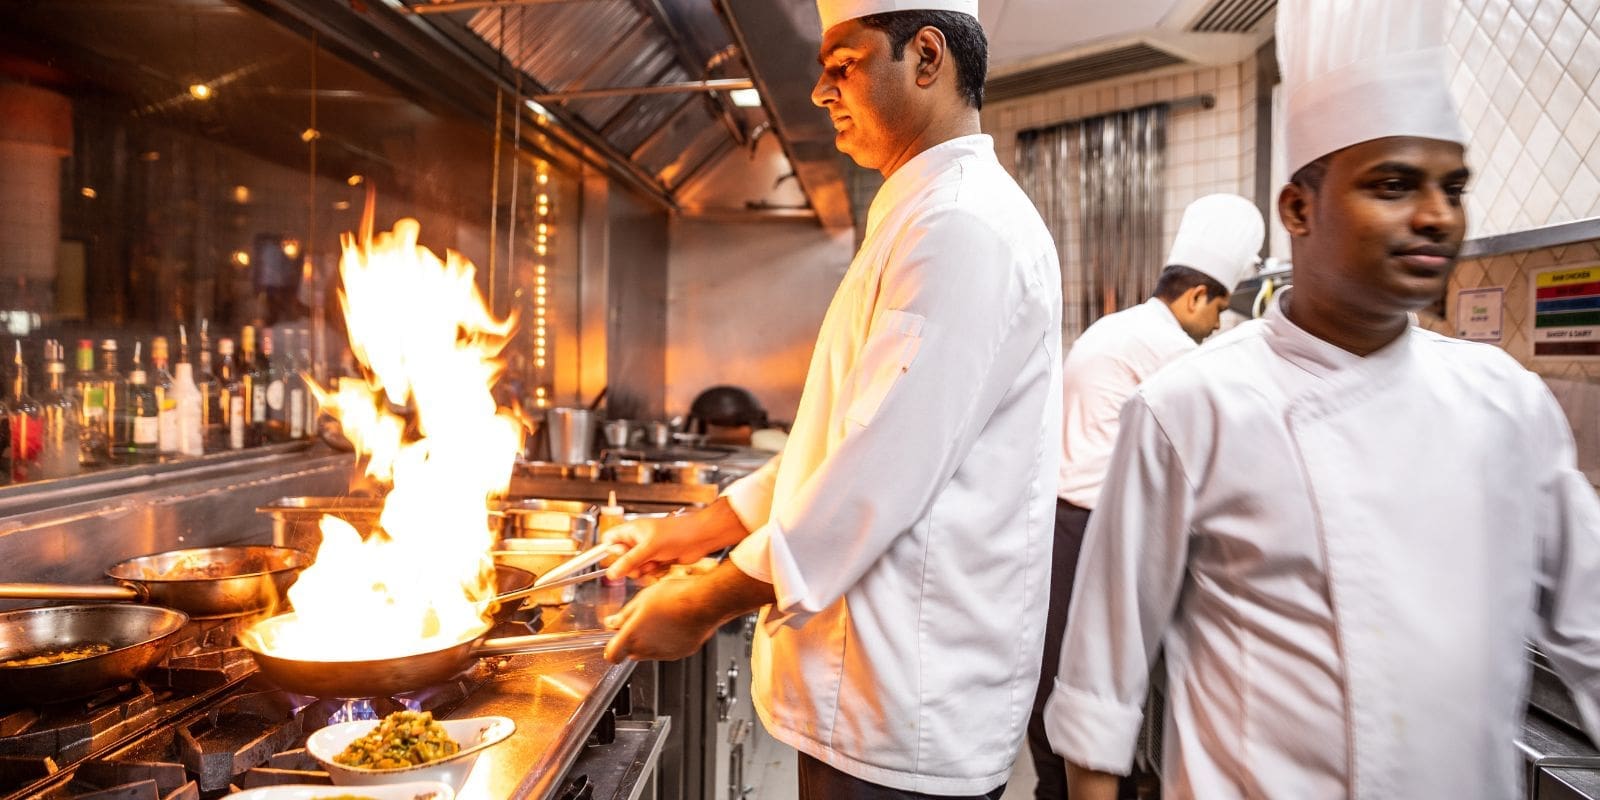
[729,88,761,107]
[300,128,320,142]
[188,83,213,100]
[525,100,550,116]
[347,174,364,186]
[80,187,97,199]
[232,185,250,203]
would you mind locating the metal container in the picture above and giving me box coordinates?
[655,461,720,485]
[523,460,568,480]
[609,460,654,484]
[602,419,635,450]
[546,407,597,465]
[257,497,595,553]
[566,461,604,482]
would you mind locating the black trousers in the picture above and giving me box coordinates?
[1026,499,1093,800]
[798,753,1007,800]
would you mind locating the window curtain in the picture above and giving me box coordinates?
[1018,104,1168,340]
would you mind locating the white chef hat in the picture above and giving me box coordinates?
[816,0,977,34]
[1278,0,1467,176]
[1165,193,1265,291]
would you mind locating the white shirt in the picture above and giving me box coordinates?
[1059,297,1196,509]
[723,135,1063,795]
[1046,291,1600,799]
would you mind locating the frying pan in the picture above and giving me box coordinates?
[0,604,189,704]
[489,563,535,623]
[242,546,616,698]
[0,546,311,618]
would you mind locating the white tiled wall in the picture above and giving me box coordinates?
[1447,0,1600,236]
[981,57,1260,267]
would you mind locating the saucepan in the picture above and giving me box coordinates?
[241,546,615,698]
[0,546,311,618]
[0,603,189,704]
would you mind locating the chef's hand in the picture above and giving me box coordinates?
[602,577,718,662]
[603,497,750,582]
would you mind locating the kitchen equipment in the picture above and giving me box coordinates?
[224,781,455,800]
[0,604,189,703]
[240,618,614,698]
[258,497,595,552]
[647,421,672,450]
[491,543,610,607]
[494,539,581,605]
[489,564,535,621]
[0,545,310,618]
[609,459,653,484]
[655,461,720,485]
[566,460,604,481]
[306,716,515,790]
[546,407,596,465]
[602,419,635,450]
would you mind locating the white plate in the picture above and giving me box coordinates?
[223,780,454,800]
[305,716,515,791]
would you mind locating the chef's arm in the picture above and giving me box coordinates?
[1530,385,1600,740]
[728,206,1056,618]
[1045,396,1193,775]
[1065,763,1120,800]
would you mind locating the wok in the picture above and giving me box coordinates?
[489,563,535,622]
[0,604,189,704]
[0,546,311,618]
[240,614,613,698]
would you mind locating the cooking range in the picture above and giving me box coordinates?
[0,593,656,800]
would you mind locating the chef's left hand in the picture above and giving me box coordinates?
[602,576,718,662]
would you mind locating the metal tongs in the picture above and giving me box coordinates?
[492,544,613,606]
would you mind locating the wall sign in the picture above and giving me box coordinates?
[1533,264,1600,358]
[1457,287,1503,342]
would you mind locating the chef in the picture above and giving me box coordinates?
[1046,1,1600,798]
[598,0,1063,797]
[1027,192,1263,799]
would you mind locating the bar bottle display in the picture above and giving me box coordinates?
[196,322,225,452]
[72,339,108,466]
[98,340,129,461]
[114,342,159,461]
[260,329,287,443]
[150,336,177,456]
[37,341,81,480]
[217,338,246,450]
[242,325,267,446]
[10,342,42,483]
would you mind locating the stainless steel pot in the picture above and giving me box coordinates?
[0,604,189,704]
[0,546,310,618]
[257,497,596,553]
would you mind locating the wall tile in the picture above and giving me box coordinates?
[1551,7,1587,62]
[1570,98,1600,156]
[1571,29,1600,89]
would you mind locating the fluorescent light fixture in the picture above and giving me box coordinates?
[729,88,761,107]
[525,99,551,116]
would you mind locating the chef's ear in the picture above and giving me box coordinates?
[912,25,947,86]
[1279,181,1313,238]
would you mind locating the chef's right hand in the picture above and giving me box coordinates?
[603,498,750,582]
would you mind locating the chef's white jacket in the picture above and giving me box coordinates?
[724,134,1063,795]
[1058,297,1195,509]
[1046,291,1600,799]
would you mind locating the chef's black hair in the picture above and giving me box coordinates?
[1154,265,1229,302]
[858,11,988,110]
[1290,155,1331,192]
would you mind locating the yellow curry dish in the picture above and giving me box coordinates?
[333,711,461,770]
[0,642,113,668]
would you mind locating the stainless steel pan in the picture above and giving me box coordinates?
[0,546,311,618]
[0,604,189,704]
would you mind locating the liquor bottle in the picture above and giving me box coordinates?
[241,325,266,447]
[72,339,108,467]
[297,326,317,440]
[196,321,224,452]
[260,328,288,443]
[97,340,129,462]
[173,358,204,457]
[10,342,42,482]
[284,328,306,440]
[217,338,246,450]
[37,341,81,480]
[150,336,178,455]
[115,342,159,460]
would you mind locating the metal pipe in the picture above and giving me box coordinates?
[531,78,752,101]
[404,0,601,15]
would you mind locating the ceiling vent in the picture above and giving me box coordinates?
[986,43,1185,103]
[1187,0,1276,33]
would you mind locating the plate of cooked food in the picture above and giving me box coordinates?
[305,710,515,791]
[223,780,454,800]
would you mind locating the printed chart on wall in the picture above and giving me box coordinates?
[1534,264,1600,358]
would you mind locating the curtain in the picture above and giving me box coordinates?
[1017,104,1168,340]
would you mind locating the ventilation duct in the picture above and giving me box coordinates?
[1187,0,1276,34]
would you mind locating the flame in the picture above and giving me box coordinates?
[257,210,523,661]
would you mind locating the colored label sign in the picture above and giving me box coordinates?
[1533,264,1600,358]
[1457,287,1503,342]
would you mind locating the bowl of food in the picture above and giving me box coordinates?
[305,711,515,791]
[223,781,454,800]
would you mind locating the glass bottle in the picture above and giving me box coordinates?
[196,321,225,452]
[260,328,288,443]
[98,340,128,462]
[9,342,42,483]
[284,328,306,440]
[150,336,178,456]
[242,325,266,446]
[297,325,317,440]
[115,342,159,461]
[37,340,81,480]
[217,338,246,450]
[72,338,108,467]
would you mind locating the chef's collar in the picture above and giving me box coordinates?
[1262,288,1365,380]
[864,134,996,239]
[1146,296,1188,335]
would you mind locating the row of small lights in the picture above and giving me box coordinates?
[533,161,551,409]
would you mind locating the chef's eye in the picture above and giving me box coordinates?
[1372,178,1410,198]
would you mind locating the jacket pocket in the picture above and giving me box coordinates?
[844,309,925,429]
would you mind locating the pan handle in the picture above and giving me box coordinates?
[471,629,615,658]
[0,582,143,601]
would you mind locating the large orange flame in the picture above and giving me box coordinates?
[258,208,523,661]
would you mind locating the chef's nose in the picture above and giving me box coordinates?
[812,72,837,108]
[1413,185,1460,238]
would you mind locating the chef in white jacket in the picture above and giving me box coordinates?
[599,0,1062,797]
[1047,1,1600,798]
[1028,193,1263,799]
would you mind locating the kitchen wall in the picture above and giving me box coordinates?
[980,57,1261,265]
[1446,0,1600,237]
[665,219,853,422]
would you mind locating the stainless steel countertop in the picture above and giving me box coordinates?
[451,581,639,800]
